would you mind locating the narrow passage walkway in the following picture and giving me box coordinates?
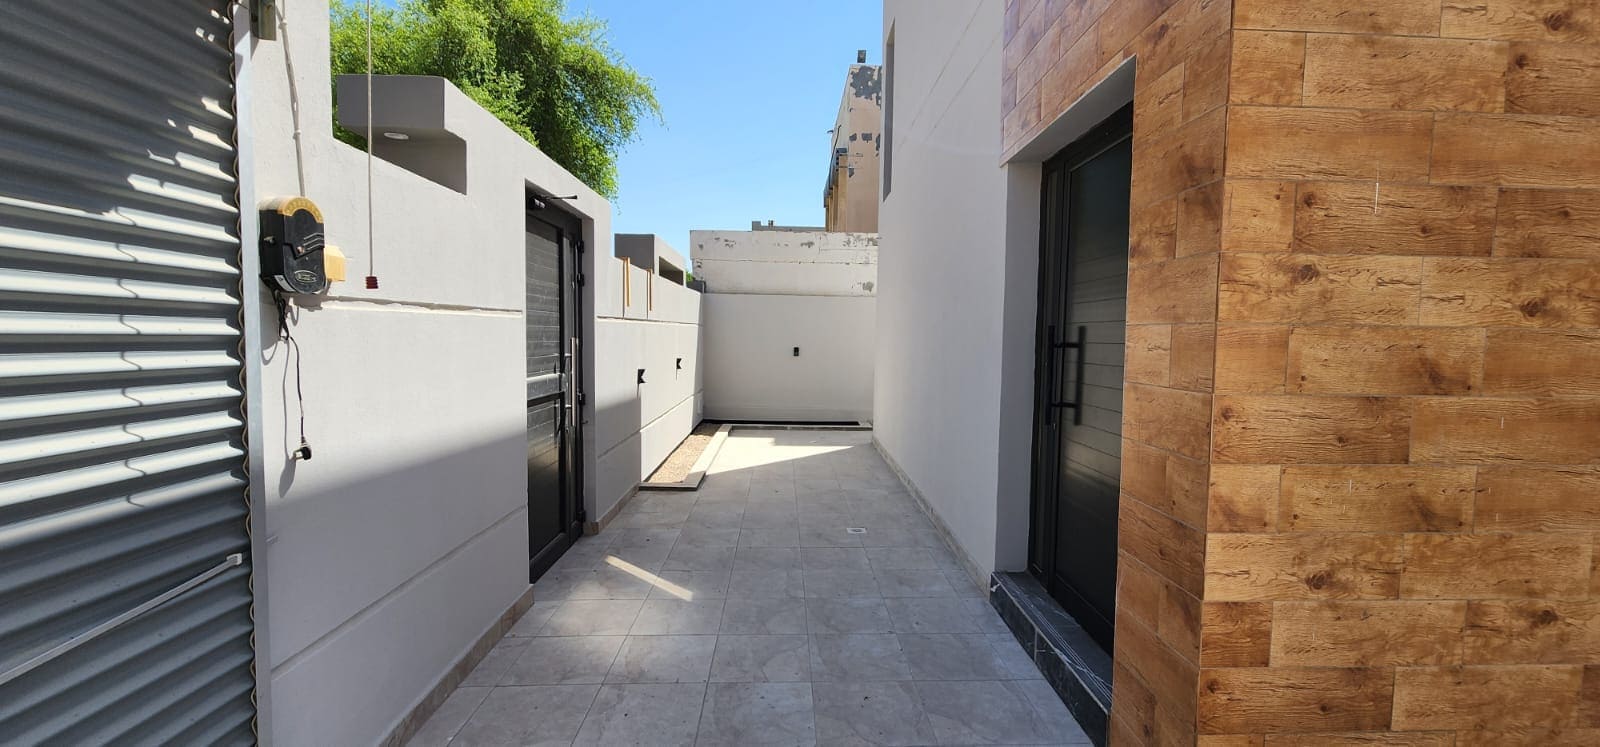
[410,428,1091,746]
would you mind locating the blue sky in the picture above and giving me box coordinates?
[570,0,883,257]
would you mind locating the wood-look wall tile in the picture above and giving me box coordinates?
[1117,608,1201,724]
[1212,395,1412,465]
[1441,0,1600,43]
[1484,330,1600,395]
[1122,440,1209,528]
[1235,0,1442,34]
[1465,599,1600,664]
[1131,196,1179,265]
[1200,602,1272,666]
[1123,498,1208,596]
[1171,323,1217,391]
[1161,583,1203,662]
[1506,42,1600,116]
[1219,254,1422,326]
[1421,257,1600,328]
[1184,30,1232,120]
[1412,398,1600,463]
[1494,188,1600,259]
[1134,62,1187,143]
[1263,734,1455,746]
[1285,326,1485,396]
[1015,15,1063,98]
[1293,182,1498,257]
[1208,464,1280,533]
[1178,181,1225,257]
[1271,601,1467,667]
[1432,113,1600,188]
[1126,324,1173,385]
[1214,325,1289,394]
[1229,31,1305,106]
[1227,107,1433,181]
[1132,107,1226,208]
[1279,465,1476,533]
[1136,0,1232,84]
[1111,659,1158,744]
[1206,533,1402,601]
[1223,180,1295,253]
[1119,553,1167,628]
[1198,667,1395,734]
[1392,665,1583,730]
[1477,466,1600,532]
[1126,383,1214,460]
[1402,533,1593,600]
[1302,34,1508,112]
[1129,254,1220,323]
[1198,736,1264,747]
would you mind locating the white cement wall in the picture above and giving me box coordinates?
[593,262,704,521]
[692,229,878,296]
[702,294,875,422]
[246,2,612,742]
[875,0,1040,582]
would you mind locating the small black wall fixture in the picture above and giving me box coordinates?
[676,357,683,371]
[793,347,800,357]
[637,368,646,385]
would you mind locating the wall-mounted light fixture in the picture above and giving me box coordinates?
[637,368,646,385]
[793,347,800,357]
[676,357,683,371]
[381,131,410,141]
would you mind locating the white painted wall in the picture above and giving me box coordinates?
[692,229,878,296]
[702,294,875,422]
[246,2,611,742]
[593,259,704,522]
[875,0,1040,582]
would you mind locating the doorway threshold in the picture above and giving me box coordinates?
[991,571,1112,746]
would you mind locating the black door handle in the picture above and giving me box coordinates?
[1048,325,1084,426]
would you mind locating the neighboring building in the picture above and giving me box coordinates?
[614,233,689,285]
[823,55,883,232]
[692,229,877,422]
[878,0,1600,744]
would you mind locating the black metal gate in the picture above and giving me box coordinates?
[525,197,584,581]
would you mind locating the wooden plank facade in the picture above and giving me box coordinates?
[1003,0,1600,742]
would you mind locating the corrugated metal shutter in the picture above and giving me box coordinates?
[0,2,257,745]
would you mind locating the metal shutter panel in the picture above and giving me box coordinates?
[0,2,257,744]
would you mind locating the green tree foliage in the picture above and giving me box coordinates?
[330,0,659,198]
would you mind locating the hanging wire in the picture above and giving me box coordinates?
[270,288,311,460]
[364,0,379,289]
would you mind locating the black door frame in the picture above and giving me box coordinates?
[526,193,586,582]
[1027,103,1134,652]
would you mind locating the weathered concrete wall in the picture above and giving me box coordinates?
[691,229,878,296]
[247,1,609,742]
[614,233,688,284]
[826,64,883,232]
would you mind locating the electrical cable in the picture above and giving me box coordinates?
[364,0,379,289]
[270,288,312,460]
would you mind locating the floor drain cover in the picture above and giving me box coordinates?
[846,527,867,534]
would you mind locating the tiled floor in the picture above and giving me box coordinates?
[409,429,1091,746]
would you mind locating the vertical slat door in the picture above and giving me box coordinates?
[0,2,257,744]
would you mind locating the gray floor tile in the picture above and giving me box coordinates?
[573,683,704,746]
[502,636,625,685]
[811,681,936,747]
[799,547,872,571]
[678,525,744,546]
[631,599,727,635]
[738,526,801,548]
[882,598,982,634]
[599,542,673,572]
[798,524,864,548]
[506,601,562,637]
[915,680,1069,745]
[1015,677,1094,743]
[865,547,941,571]
[546,568,655,600]
[721,597,808,634]
[663,545,737,572]
[988,633,1045,680]
[696,682,816,746]
[460,638,530,686]
[898,634,1008,680]
[404,685,490,747]
[733,547,798,572]
[539,600,644,637]
[808,634,912,682]
[650,570,732,600]
[607,635,717,683]
[873,569,956,598]
[709,635,811,683]
[605,527,681,548]
[728,569,805,598]
[451,685,598,747]
[805,598,894,635]
[803,569,880,599]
